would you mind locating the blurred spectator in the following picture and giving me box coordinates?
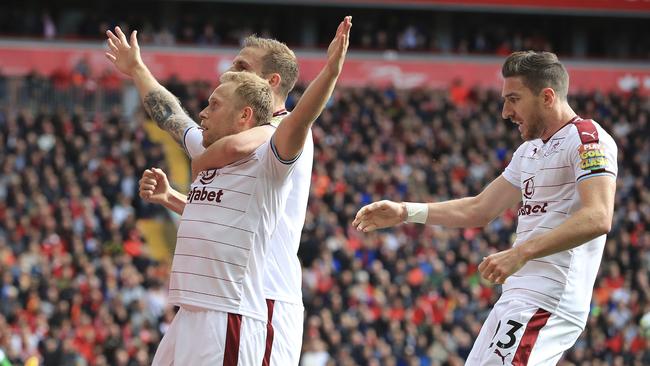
[41,12,56,40]
[397,26,424,51]
[449,78,470,107]
[197,24,219,46]
[153,27,175,46]
[0,69,7,103]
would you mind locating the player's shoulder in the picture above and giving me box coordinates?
[566,118,616,147]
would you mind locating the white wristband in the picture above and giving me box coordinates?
[403,202,428,224]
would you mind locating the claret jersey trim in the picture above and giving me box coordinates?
[572,118,614,178]
[572,119,599,144]
[541,116,580,143]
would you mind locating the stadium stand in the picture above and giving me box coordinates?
[0,2,649,59]
[0,72,649,364]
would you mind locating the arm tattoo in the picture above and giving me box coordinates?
[143,90,197,143]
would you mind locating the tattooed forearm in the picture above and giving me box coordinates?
[143,90,197,143]
[144,90,173,124]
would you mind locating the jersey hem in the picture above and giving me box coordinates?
[169,297,267,323]
[263,293,304,306]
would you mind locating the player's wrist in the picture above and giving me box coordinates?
[514,242,535,263]
[402,202,428,224]
[323,63,342,79]
[161,190,176,205]
[399,202,408,222]
[131,62,150,78]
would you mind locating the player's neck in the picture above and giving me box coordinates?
[558,102,577,123]
[541,104,577,141]
[270,91,286,111]
[273,101,286,113]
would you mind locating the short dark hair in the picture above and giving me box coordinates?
[502,51,569,100]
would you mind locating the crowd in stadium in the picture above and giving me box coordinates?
[0,67,648,364]
[0,75,170,365]
[1,4,649,60]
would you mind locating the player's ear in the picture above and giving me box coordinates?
[268,73,282,90]
[239,106,254,126]
[541,87,555,108]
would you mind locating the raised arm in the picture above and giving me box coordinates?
[353,175,521,232]
[191,125,275,180]
[105,26,198,144]
[272,16,352,161]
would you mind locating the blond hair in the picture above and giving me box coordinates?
[219,71,273,126]
[243,36,299,100]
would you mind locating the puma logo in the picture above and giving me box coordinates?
[494,349,511,365]
[581,131,597,139]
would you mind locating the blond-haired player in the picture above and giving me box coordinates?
[187,22,352,365]
[106,18,351,365]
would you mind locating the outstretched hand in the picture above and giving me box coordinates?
[326,16,352,76]
[105,26,143,77]
[352,200,406,232]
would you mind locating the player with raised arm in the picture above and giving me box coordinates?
[184,20,351,365]
[107,17,351,365]
[108,18,351,365]
[105,26,291,168]
[193,40,305,364]
[104,27,196,146]
[184,35,300,168]
[353,51,617,365]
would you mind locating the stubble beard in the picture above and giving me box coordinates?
[522,108,546,141]
[201,131,220,148]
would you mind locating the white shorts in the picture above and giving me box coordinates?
[152,306,266,366]
[263,299,304,366]
[466,299,583,366]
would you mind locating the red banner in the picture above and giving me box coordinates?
[309,0,650,13]
[1,44,649,95]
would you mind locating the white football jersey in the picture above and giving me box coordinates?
[264,113,313,305]
[501,117,617,328]
[183,112,311,305]
[169,136,296,322]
